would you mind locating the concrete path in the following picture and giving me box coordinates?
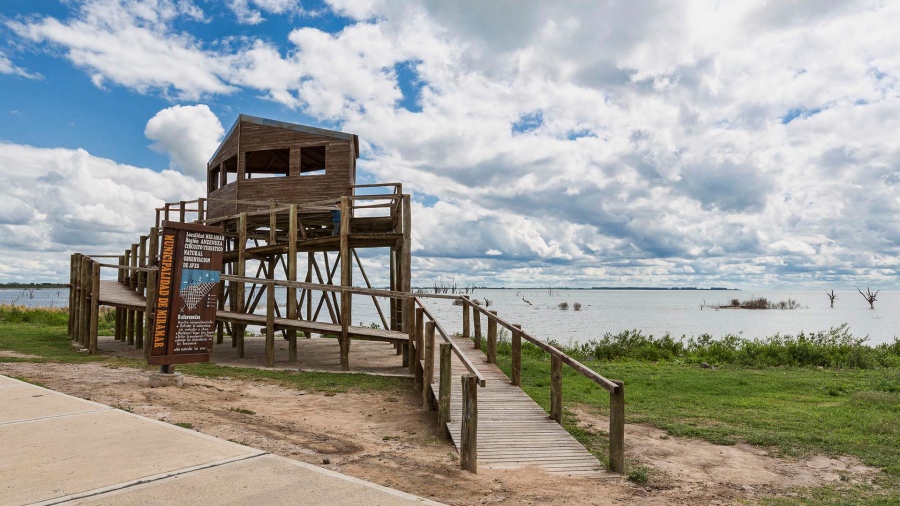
[0,375,443,506]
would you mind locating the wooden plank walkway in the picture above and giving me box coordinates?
[431,334,609,478]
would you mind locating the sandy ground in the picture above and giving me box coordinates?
[0,359,878,506]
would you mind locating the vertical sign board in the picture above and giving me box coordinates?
[149,221,225,365]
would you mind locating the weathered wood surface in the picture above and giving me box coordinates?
[97,281,409,345]
[432,333,609,478]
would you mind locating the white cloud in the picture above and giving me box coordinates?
[0,142,203,282]
[144,104,224,179]
[6,1,900,287]
[0,51,41,79]
[228,0,301,24]
[9,0,233,99]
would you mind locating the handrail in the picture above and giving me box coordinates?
[96,263,159,273]
[414,297,486,387]
[220,274,409,299]
[463,298,619,393]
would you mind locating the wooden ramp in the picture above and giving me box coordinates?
[98,280,147,310]
[431,334,609,478]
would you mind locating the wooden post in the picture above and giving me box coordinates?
[126,305,135,346]
[340,289,351,370]
[404,297,414,369]
[179,200,186,222]
[129,244,137,288]
[550,355,562,423]
[114,255,125,341]
[462,296,470,338]
[287,204,298,362]
[89,261,100,354]
[609,380,625,473]
[487,310,497,364]
[460,374,478,473]
[76,255,88,345]
[511,324,522,386]
[414,307,425,391]
[70,254,81,340]
[236,212,247,357]
[144,269,157,360]
[265,281,275,367]
[472,308,481,350]
[67,254,76,338]
[422,321,435,409]
[438,342,451,437]
[339,196,351,371]
[197,197,205,222]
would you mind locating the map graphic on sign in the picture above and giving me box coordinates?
[179,269,220,310]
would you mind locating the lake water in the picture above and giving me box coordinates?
[4,288,897,346]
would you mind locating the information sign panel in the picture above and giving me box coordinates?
[149,221,224,365]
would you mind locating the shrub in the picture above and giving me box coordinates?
[557,302,569,310]
[573,302,582,311]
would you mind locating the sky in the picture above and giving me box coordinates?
[0,0,898,290]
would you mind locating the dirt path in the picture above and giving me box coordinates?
[0,362,877,505]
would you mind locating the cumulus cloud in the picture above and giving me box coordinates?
[6,1,900,287]
[0,142,203,282]
[145,104,224,179]
[8,0,233,99]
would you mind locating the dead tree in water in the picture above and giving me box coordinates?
[856,287,879,309]
[826,290,837,308]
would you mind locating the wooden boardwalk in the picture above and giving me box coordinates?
[431,334,609,478]
[98,280,609,477]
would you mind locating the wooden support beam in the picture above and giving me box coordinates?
[144,269,157,360]
[129,244,137,289]
[414,307,425,391]
[399,194,411,330]
[287,204,298,362]
[340,289,350,371]
[487,310,497,364]
[462,297,470,338]
[67,254,76,338]
[472,308,481,350]
[89,261,100,354]
[236,212,247,357]
[511,324,522,386]
[609,380,625,473]
[438,342,451,437]
[404,297,414,370]
[422,320,435,409]
[352,249,389,330]
[460,374,478,473]
[550,355,562,423]
[266,281,275,367]
[339,196,351,371]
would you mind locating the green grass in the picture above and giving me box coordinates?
[482,336,900,503]
[5,308,899,503]
[0,311,409,397]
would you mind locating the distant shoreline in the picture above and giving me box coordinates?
[0,283,68,289]
[412,286,738,291]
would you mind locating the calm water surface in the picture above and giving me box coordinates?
[4,288,897,345]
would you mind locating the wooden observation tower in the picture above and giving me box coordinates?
[66,115,625,478]
[201,115,413,369]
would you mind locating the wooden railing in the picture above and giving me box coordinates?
[411,296,485,472]
[456,297,626,473]
[68,252,158,356]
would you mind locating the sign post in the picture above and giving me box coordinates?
[149,221,225,367]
